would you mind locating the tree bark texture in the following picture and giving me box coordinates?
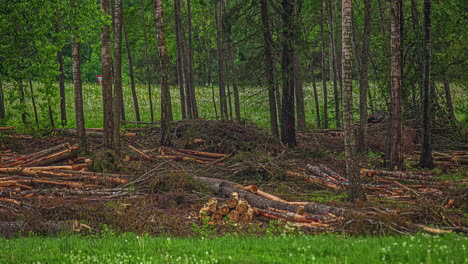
[141,0,154,122]
[294,55,306,131]
[326,0,340,129]
[123,13,141,122]
[342,0,365,201]
[215,0,228,120]
[113,0,123,153]
[153,0,172,146]
[101,0,114,149]
[71,31,86,152]
[390,0,403,169]
[320,0,328,129]
[187,0,198,118]
[419,0,433,168]
[280,0,297,147]
[260,0,279,137]
[310,62,321,128]
[174,0,187,119]
[0,79,5,119]
[357,0,371,153]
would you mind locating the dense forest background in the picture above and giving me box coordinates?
[0,0,466,150]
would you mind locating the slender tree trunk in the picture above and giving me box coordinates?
[28,79,39,125]
[260,0,279,137]
[420,0,433,168]
[0,79,5,120]
[18,81,27,124]
[56,13,66,127]
[326,0,340,128]
[174,0,187,119]
[320,0,328,129]
[310,62,321,128]
[187,0,198,118]
[342,0,365,202]
[443,75,455,121]
[141,0,154,122]
[280,0,297,147]
[101,0,114,149]
[294,55,306,131]
[357,0,371,153]
[47,98,55,129]
[390,0,403,169]
[123,12,140,122]
[215,0,228,120]
[72,30,86,152]
[153,0,172,146]
[113,0,123,153]
[227,37,240,121]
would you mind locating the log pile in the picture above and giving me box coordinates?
[195,177,344,229]
[198,194,255,224]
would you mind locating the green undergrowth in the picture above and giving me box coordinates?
[0,233,466,263]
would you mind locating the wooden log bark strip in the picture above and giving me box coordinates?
[255,190,288,203]
[319,164,347,182]
[0,198,21,205]
[160,146,226,159]
[306,164,346,185]
[303,202,347,217]
[16,179,84,188]
[360,168,435,181]
[128,145,155,161]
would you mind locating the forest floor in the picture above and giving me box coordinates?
[0,119,466,237]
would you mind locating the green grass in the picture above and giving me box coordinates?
[0,233,466,263]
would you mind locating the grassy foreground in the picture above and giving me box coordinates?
[0,233,466,263]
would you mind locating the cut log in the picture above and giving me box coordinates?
[286,170,340,190]
[227,197,238,208]
[240,207,255,223]
[236,199,249,214]
[0,198,21,205]
[218,203,230,215]
[128,145,155,161]
[228,210,240,222]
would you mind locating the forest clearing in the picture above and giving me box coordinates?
[0,0,467,262]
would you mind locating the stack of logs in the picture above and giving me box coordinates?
[407,150,468,167]
[0,143,130,193]
[195,177,342,228]
[199,193,255,224]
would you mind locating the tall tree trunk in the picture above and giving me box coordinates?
[326,0,340,128]
[280,0,297,147]
[47,98,55,129]
[320,0,328,129]
[28,79,39,125]
[187,0,198,118]
[342,0,365,202]
[153,0,172,146]
[215,0,228,120]
[123,12,141,122]
[357,0,371,153]
[419,0,433,168]
[260,0,279,137]
[227,36,240,121]
[0,79,5,120]
[56,13,66,127]
[390,0,403,169]
[141,0,154,122]
[310,62,321,128]
[72,30,86,152]
[113,0,123,153]
[294,55,306,131]
[443,74,456,121]
[101,0,114,149]
[174,0,187,119]
[18,81,27,125]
